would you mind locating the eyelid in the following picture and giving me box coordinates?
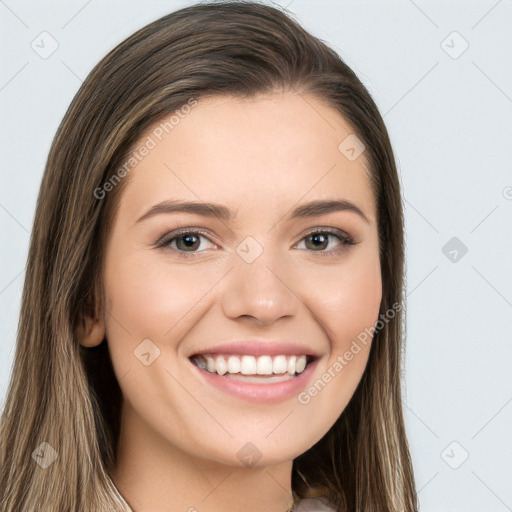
[295,226,354,246]
[155,227,219,250]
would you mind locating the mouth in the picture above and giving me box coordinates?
[189,353,319,402]
[190,353,315,381]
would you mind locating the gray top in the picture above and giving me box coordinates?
[121,496,337,512]
[293,497,337,511]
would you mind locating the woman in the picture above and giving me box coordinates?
[0,2,418,511]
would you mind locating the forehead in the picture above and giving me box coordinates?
[118,92,375,224]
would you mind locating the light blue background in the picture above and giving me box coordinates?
[1,1,511,511]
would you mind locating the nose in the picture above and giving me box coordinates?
[220,247,301,325]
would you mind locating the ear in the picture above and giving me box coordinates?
[76,301,106,348]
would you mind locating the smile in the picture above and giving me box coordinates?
[189,353,319,403]
[192,353,310,376]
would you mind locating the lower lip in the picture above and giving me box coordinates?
[190,358,319,404]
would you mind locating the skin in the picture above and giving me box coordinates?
[79,91,382,512]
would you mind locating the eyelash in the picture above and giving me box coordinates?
[155,227,356,258]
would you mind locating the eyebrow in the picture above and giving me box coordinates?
[135,198,369,224]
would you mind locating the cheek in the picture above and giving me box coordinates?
[102,249,216,367]
[297,251,382,417]
[334,262,382,344]
[306,250,382,345]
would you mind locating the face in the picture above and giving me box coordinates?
[98,91,382,467]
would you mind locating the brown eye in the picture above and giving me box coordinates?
[304,233,330,251]
[175,233,201,251]
[295,229,355,255]
[156,229,218,257]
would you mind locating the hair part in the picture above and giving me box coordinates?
[1,2,418,510]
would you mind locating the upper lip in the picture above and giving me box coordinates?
[188,339,321,358]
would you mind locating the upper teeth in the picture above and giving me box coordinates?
[194,354,308,376]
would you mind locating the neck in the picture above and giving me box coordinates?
[110,401,295,512]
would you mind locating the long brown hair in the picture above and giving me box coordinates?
[0,2,418,510]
